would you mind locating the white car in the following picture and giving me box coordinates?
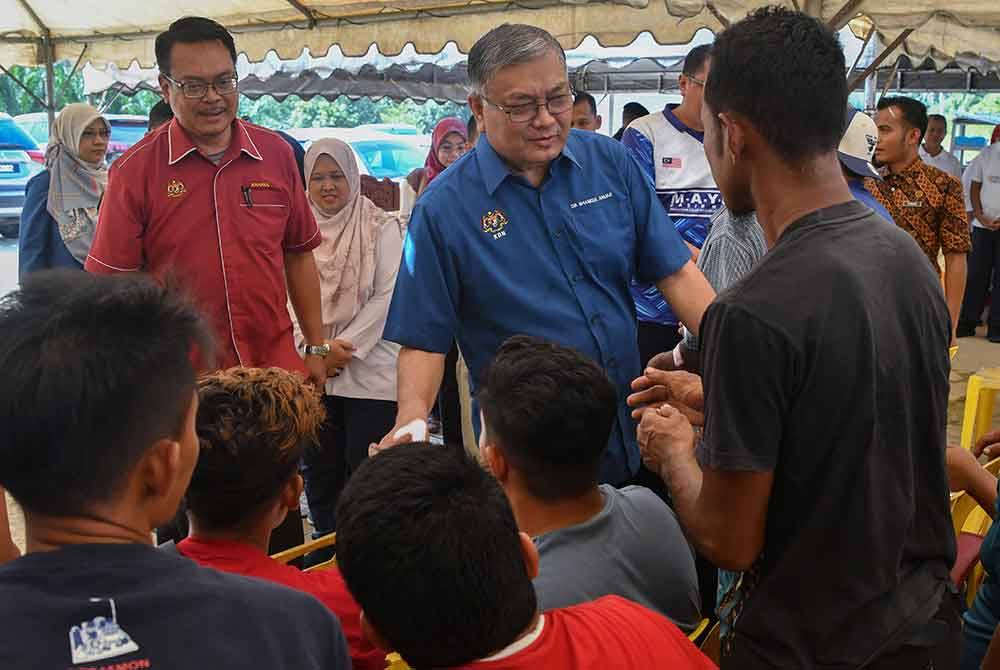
[285,127,427,182]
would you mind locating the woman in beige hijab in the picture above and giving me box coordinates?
[295,138,405,542]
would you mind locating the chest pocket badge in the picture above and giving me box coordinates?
[482,210,509,239]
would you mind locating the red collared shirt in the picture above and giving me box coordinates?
[177,536,384,670]
[86,119,320,372]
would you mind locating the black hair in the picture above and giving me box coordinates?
[877,96,929,142]
[336,443,537,668]
[0,271,214,516]
[705,6,847,165]
[623,102,649,117]
[928,113,946,125]
[682,44,713,76]
[155,16,238,76]
[478,335,617,501]
[573,91,598,116]
[186,367,325,530]
[147,99,174,131]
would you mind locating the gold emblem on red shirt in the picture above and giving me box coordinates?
[166,179,187,199]
[482,210,509,237]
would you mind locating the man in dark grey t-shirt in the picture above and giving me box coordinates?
[478,336,700,632]
[632,8,958,670]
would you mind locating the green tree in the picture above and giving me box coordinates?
[0,63,84,116]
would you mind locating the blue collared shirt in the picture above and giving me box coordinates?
[384,129,692,484]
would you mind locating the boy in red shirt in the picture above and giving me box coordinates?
[177,367,383,670]
[336,443,716,669]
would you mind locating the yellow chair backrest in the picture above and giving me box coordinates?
[687,618,710,643]
[953,491,981,536]
[270,532,336,565]
[386,652,412,670]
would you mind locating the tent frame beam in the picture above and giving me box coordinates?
[284,0,317,27]
[827,0,864,31]
[847,28,914,90]
[16,0,55,124]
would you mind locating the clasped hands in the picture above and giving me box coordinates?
[627,367,704,478]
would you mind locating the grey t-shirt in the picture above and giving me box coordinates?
[532,484,701,632]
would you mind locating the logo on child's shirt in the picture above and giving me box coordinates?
[69,597,141,665]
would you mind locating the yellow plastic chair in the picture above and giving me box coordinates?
[960,367,1000,451]
[687,618,710,643]
[270,532,336,565]
[385,652,412,670]
[950,346,958,361]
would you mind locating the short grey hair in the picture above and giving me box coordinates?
[468,24,567,94]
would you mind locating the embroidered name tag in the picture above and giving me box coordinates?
[570,192,613,209]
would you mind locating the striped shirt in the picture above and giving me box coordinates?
[683,207,767,352]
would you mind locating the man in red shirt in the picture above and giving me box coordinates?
[86,17,327,384]
[336,443,716,670]
[177,367,383,670]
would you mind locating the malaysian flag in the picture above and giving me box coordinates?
[662,156,683,168]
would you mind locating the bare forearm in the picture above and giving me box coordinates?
[395,346,446,422]
[970,469,999,519]
[655,260,715,337]
[284,252,324,345]
[944,254,967,339]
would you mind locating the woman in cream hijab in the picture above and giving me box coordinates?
[18,103,109,277]
[295,138,405,541]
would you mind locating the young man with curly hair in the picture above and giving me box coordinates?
[177,366,383,670]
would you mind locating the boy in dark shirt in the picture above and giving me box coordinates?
[0,271,350,670]
[632,8,959,669]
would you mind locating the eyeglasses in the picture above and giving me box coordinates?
[484,93,574,124]
[162,73,239,99]
[685,74,706,87]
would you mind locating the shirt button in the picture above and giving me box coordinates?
[607,357,617,368]
[573,273,583,283]
[590,315,601,326]
[553,227,563,238]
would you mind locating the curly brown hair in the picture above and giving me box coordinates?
[185,367,326,530]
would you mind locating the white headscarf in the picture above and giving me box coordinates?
[304,138,384,337]
[45,103,109,264]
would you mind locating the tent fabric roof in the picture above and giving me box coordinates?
[3,0,999,71]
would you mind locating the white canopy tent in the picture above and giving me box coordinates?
[3,0,1000,121]
[3,0,999,68]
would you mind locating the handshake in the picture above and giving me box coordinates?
[627,365,706,480]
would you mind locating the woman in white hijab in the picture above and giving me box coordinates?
[18,103,109,278]
[294,137,405,541]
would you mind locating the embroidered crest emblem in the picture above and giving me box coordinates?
[482,210,509,238]
[166,179,186,198]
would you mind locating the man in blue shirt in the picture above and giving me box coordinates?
[378,24,715,485]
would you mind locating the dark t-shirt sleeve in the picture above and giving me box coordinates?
[696,300,792,472]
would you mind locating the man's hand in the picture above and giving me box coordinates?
[947,444,984,493]
[637,403,697,480]
[628,368,705,425]
[304,355,327,390]
[974,429,1000,459]
[325,339,356,375]
[370,417,429,458]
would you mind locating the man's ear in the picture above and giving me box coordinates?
[280,474,304,512]
[482,443,509,483]
[719,111,746,166]
[157,76,172,109]
[136,437,183,525]
[360,610,394,652]
[595,115,603,131]
[518,531,540,580]
[468,94,486,131]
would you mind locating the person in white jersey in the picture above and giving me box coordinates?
[919,114,963,179]
[957,138,1000,342]
[622,44,722,368]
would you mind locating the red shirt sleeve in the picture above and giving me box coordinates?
[280,144,321,253]
[85,158,145,274]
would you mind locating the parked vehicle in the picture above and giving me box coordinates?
[14,112,149,163]
[286,127,427,181]
[0,114,45,237]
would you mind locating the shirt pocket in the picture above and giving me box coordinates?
[238,184,289,253]
[567,191,634,281]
